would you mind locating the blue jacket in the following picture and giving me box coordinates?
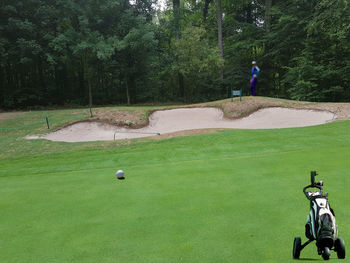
[251,66,260,80]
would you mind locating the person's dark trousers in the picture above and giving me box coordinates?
[250,85,256,96]
[250,78,257,96]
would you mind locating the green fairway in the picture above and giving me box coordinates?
[1,118,350,262]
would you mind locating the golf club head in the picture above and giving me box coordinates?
[316,181,324,187]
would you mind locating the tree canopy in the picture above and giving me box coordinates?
[0,0,349,109]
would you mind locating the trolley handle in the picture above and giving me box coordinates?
[303,184,323,200]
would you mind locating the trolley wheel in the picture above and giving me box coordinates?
[322,247,330,260]
[335,237,345,259]
[293,237,302,259]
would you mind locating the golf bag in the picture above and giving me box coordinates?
[293,171,345,260]
[305,189,337,249]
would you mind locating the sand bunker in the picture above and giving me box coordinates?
[30,107,336,142]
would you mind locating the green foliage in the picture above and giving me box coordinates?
[174,26,223,75]
[0,0,159,108]
[170,26,223,101]
[1,0,350,108]
[263,0,350,101]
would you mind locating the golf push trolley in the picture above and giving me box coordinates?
[293,171,345,260]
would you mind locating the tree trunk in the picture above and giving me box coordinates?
[125,74,130,105]
[79,57,85,101]
[83,52,94,107]
[203,0,213,20]
[264,0,272,32]
[37,57,46,93]
[0,67,4,106]
[216,0,224,80]
[173,0,180,39]
[173,0,185,100]
[88,78,92,108]
[178,72,184,99]
[246,2,253,24]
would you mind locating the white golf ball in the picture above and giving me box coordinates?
[116,170,125,179]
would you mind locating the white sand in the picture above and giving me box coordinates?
[29,107,336,142]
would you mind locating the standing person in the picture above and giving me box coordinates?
[250,61,260,96]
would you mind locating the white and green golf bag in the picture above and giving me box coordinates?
[305,193,337,249]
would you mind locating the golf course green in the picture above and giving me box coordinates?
[1,105,349,262]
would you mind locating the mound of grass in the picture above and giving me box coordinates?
[2,97,350,159]
[1,117,350,262]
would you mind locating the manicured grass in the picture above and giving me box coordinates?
[1,116,350,262]
[0,106,162,159]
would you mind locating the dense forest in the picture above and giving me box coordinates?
[0,0,349,109]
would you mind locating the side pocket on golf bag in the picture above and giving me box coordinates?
[318,213,334,238]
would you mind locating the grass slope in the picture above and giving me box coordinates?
[2,97,350,159]
[1,119,350,262]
